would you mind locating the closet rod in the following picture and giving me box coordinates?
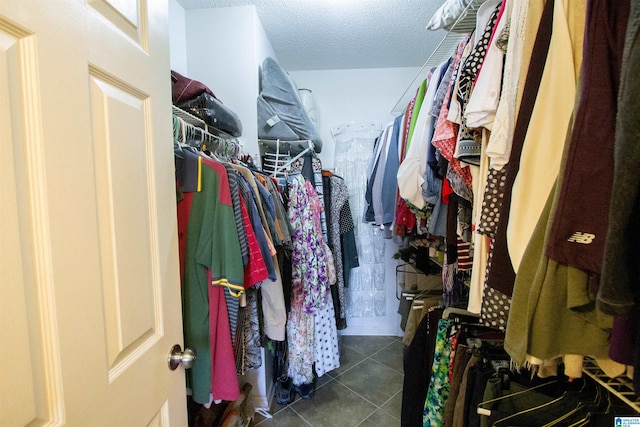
[173,105,241,156]
[442,306,480,319]
[390,0,484,114]
[173,114,237,154]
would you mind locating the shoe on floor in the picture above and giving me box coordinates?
[294,382,314,399]
[275,377,295,405]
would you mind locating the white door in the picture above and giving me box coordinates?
[0,0,187,425]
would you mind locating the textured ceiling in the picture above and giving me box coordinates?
[176,0,447,71]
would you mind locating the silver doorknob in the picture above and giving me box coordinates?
[167,344,196,370]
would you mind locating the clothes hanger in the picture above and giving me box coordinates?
[409,296,442,312]
[490,376,598,427]
[564,389,612,427]
[477,379,561,418]
[175,112,240,158]
[491,391,568,426]
[542,383,603,427]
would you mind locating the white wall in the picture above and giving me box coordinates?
[185,6,275,161]
[254,14,276,71]
[289,67,421,170]
[168,0,188,75]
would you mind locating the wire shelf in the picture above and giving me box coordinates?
[172,105,241,157]
[171,105,237,141]
[582,357,640,413]
[390,0,485,114]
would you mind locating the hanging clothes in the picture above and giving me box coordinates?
[234,165,288,342]
[395,104,418,236]
[422,318,455,426]
[464,0,508,131]
[395,0,640,421]
[486,0,547,170]
[401,306,444,427]
[287,174,331,314]
[545,0,629,274]
[397,60,449,211]
[506,0,587,273]
[371,122,394,224]
[323,173,357,329]
[286,173,340,385]
[454,0,501,167]
[380,115,403,226]
[175,133,298,403]
[178,154,243,404]
[431,39,473,189]
[484,0,555,297]
[235,288,262,374]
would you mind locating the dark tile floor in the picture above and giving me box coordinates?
[254,335,404,427]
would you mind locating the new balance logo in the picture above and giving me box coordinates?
[567,232,595,244]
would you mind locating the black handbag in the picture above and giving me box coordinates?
[178,92,243,137]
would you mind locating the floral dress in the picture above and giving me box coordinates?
[286,174,340,384]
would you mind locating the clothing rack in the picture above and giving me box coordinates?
[390,0,484,114]
[172,105,241,157]
[258,139,314,177]
[442,306,480,319]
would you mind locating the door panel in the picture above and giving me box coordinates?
[88,0,146,47]
[146,402,171,427]
[1,29,41,425]
[0,0,186,425]
[0,17,65,426]
[89,71,159,374]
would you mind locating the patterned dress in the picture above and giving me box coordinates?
[423,319,454,426]
[286,174,340,384]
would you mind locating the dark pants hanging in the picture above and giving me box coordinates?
[401,307,443,426]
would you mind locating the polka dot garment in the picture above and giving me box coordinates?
[477,167,507,238]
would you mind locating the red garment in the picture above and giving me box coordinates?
[201,157,232,205]
[441,178,454,204]
[208,270,241,402]
[240,196,269,288]
[395,198,417,235]
[176,151,200,286]
[171,69,217,104]
[456,237,473,270]
[431,40,473,188]
[177,191,194,286]
[448,331,460,383]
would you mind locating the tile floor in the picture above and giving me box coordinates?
[254,335,404,427]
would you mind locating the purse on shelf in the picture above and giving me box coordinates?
[178,92,243,137]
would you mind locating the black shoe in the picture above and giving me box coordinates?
[294,382,314,399]
[275,377,295,405]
